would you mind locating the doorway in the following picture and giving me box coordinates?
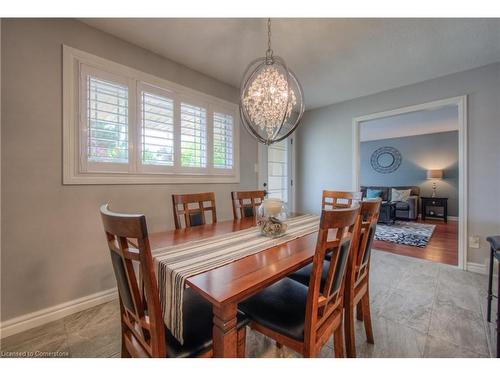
[352,96,467,270]
[258,137,295,211]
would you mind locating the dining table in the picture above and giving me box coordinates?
[148,214,320,358]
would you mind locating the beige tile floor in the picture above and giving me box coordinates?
[1,250,497,358]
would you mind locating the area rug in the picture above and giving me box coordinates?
[375,220,436,248]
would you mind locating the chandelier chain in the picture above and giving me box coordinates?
[266,18,273,60]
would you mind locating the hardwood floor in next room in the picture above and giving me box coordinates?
[373,219,458,266]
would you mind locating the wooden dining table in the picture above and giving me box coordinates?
[148,215,319,358]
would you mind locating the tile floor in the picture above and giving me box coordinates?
[1,250,497,358]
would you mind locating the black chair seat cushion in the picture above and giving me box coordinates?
[239,278,308,341]
[288,261,330,289]
[166,287,248,358]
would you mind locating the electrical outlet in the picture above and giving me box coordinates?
[469,235,480,249]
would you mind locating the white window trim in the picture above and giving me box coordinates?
[63,45,240,185]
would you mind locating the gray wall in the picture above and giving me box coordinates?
[1,19,258,321]
[296,63,500,265]
[360,131,459,216]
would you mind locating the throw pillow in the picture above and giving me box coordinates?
[366,189,383,199]
[391,188,412,202]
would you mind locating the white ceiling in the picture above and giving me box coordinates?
[360,105,458,142]
[80,18,500,109]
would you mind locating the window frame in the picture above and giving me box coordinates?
[63,45,240,185]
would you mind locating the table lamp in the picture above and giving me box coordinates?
[427,169,443,197]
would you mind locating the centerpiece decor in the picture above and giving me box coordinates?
[239,18,305,145]
[257,198,288,238]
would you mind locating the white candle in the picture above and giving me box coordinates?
[264,198,283,216]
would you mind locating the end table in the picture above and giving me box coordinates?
[421,197,448,223]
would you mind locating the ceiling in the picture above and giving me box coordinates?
[360,105,458,142]
[81,18,500,109]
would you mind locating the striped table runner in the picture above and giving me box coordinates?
[152,214,320,344]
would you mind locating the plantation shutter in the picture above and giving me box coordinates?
[87,76,129,164]
[180,102,207,168]
[141,91,175,166]
[213,112,234,169]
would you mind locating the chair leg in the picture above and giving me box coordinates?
[237,327,247,358]
[496,262,500,358]
[487,248,494,322]
[344,304,356,358]
[356,303,364,321]
[362,292,374,344]
[121,335,131,358]
[333,324,345,358]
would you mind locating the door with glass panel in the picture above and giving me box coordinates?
[258,138,294,210]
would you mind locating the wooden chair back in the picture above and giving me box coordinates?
[352,199,381,283]
[172,192,217,229]
[100,204,166,357]
[304,205,361,350]
[231,190,266,220]
[322,191,361,210]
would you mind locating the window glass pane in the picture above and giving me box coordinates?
[181,102,207,168]
[213,112,233,169]
[267,139,288,203]
[87,76,128,163]
[141,91,174,166]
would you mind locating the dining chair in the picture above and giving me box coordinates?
[239,206,361,357]
[100,204,248,358]
[322,190,361,210]
[172,192,217,229]
[231,190,266,220]
[287,199,380,357]
[343,199,381,357]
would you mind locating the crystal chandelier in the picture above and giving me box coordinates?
[240,19,305,145]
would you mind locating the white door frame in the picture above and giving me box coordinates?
[351,95,468,270]
[257,137,295,212]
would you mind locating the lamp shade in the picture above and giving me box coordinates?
[427,169,443,179]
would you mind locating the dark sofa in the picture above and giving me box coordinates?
[361,186,420,220]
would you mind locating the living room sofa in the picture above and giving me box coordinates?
[361,186,420,220]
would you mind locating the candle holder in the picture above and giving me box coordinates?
[256,198,288,238]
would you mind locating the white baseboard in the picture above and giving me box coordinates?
[0,287,118,339]
[448,216,459,221]
[467,262,487,275]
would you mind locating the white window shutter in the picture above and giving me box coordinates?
[180,102,207,168]
[141,91,175,166]
[213,112,234,169]
[87,76,129,164]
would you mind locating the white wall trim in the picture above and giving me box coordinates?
[0,288,118,339]
[352,95,468,270]
[467,262,487,275]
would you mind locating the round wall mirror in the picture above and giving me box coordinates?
[370,146,402,174]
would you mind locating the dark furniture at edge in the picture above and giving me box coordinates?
[421,197,448,223]
[486,236,500,358]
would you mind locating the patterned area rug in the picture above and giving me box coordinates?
[375,220,436,248]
